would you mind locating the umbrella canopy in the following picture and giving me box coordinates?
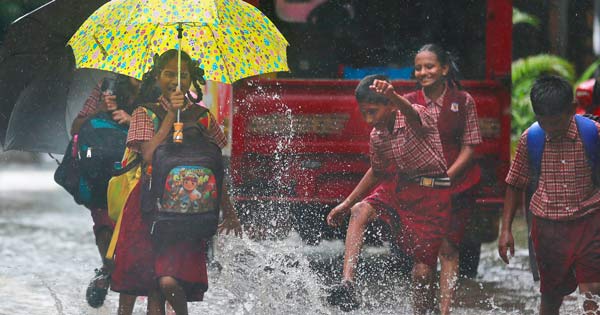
[5,63,112,154]
[69,0,289,84]
[0,0,108,151]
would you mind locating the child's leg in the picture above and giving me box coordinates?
[117,294,137,315]
[578,282,600,314]
[412,262,435,315]
[159,276,188,315]
[147,289,166,315]
[438,238,459,315]
[341,202,378,282]
[540,292,563,315]
[95,226,113,267]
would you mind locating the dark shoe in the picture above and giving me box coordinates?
[326,281,360,312]
[85,267,110,308]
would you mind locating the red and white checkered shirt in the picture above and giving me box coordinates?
[506,116,600,220]
[422,87,482,146]
[77,81,103,118]
[370,104,448,179]
[127,96,227,152]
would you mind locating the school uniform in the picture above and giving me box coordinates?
[111,96,226,299]
[77,81,115,235]
[507,117,600,295]
[363,104,451,268]
[404,86,482,245]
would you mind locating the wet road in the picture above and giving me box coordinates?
[0,162,586,314]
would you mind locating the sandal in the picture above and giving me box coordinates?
[85,267,110,308]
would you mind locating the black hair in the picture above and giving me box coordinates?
[530,75,573,116]
[99,74,138,115]
[355,74,391,105]
[416,43,462,90]
[138,49,206,104]
[114,74,137,114]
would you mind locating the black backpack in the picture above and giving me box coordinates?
[140,103,224,244]
[54,112,129,208]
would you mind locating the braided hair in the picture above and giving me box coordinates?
[138,49,206,104]
[415,44,462,90]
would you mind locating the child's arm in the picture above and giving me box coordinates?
[446,145,476,180]
[498,184,524,264]
[327,167,380,227]
[140,111,176,163]
[370,79,422,126]
[140,89,186,163]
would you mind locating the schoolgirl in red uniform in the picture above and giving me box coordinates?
[111,50,241,315]
[403,44,482,315]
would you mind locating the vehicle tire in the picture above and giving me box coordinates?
[293,206,324,246]
[459,240,481,279]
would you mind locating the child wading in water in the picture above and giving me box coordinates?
[111,49,242,315]
[404,44,482,315]
[326,74,451,314]
[499,75,600,315]
[71,74,140,312]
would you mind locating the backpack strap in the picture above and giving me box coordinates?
[575,115,600,184]
[526,121,545,193]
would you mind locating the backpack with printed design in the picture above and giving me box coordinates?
[140,103,223,244]
[525,114,599,281]
[55,111,129,208]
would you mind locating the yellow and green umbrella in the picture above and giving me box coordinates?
[68,0,289,84]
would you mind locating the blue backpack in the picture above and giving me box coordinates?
[525,114,600,281]
[54,112,130,208]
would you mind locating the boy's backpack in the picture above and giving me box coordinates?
[54,112,129,208]
[140,103,224,244]
[525,114,600,281]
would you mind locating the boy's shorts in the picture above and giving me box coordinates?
[90,207,115,235]
[447,189,476,246]
[364,176,451,268]
[532,209,600,296]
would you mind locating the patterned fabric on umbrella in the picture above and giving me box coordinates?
[68,0,289,83]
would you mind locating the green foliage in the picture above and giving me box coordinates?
[513,8,540,28]
[511,54,575,141]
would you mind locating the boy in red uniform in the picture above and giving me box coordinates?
[326,74,451,314]
[499,75,600,315]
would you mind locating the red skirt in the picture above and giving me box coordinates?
[111,183,157,296]
[155,240,208,301]
[111,183,208,300]
[365,176,451,268]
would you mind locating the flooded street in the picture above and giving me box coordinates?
[0,162,586,315]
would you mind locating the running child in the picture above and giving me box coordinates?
[326,74,451,314]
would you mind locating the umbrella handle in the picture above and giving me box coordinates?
[174,23,184,143]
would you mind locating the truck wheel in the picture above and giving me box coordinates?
[293,207,324,246]
[459,240,481,279]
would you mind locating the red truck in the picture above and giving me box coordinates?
[220,0,511,277]
[576,78,600,116]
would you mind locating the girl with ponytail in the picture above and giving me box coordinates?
[403,43,482,315]
[111,49,241,315]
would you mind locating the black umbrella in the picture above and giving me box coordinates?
[0,0,108,153]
